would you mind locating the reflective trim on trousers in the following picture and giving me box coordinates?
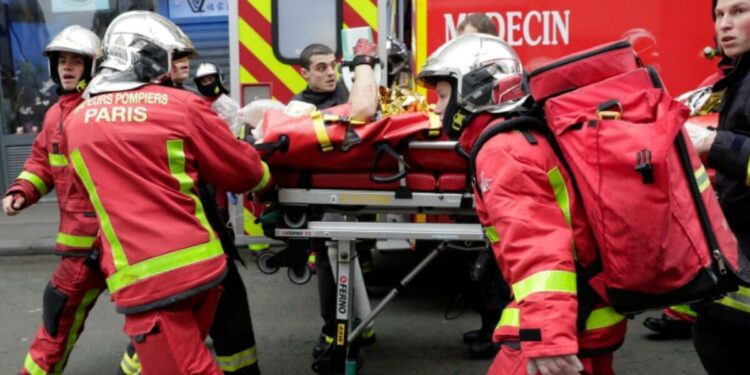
[216,346,258,372]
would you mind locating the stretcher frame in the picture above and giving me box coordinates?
[231,186,485,375]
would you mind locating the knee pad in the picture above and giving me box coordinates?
[42,282,69,337]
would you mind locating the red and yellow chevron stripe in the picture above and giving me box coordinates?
[239,0,377,103]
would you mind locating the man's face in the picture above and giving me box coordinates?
[716,0,750,59]
[434,81,452,122]
[58,52,85,91]
[200,75,216,86]
[301,53,337,93]
[171,56,190,84]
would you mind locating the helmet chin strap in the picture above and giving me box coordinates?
[442,82,473,140]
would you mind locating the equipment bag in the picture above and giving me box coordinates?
[472,41,750,315]
[256,104,442,182]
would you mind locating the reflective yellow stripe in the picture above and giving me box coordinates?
[167,140,215,242]
[18,171,49,196]
[547,166,576,260]
[547,167,571,227]
[716,295,750,314]
[345,0,378,31]
[496,307,520,328]
[311,111,333,152]
[746,156,750,187]
[120,350,141,375]
[484,226,500,243]
[48,153,69,167]
[669,304,698,318]
[217,347,258,372]
[70,149,128,270]
[695,165,710,193]
[250,162,271,193]
[716,286,750,313]
[737,285,750,297]
[362,326,375,339]
[106,239,224,293]
[24,353,48,375]
[244,207,269,252]
[512,270,577,302]
[427,112,441,137]
[585,306,625,330]
[495,306,623,331]
[54,288,100,373]
[56,232,96,248]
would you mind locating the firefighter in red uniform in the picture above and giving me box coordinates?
[418,34,626,375]
[2,25,105,375]
[118,58,264,373]
[63,11,270,374]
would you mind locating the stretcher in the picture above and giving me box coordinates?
[230,139,487,374]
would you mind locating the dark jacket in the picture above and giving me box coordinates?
[292,81,349,109]
[709,54,750,248]
[702,53,750,326]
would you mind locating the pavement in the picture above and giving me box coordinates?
[0,202,59,256]
[0,203,708,373]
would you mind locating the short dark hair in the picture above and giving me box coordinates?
[300,43,334,69]
[713,0,717,20]
[457,13,498,36]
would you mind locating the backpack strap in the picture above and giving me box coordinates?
[469,114,605,331]
[469,115,545,202]
[535,126,606,330]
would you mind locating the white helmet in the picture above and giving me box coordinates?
[44,25,101,92]
[87,11,191,95]
[417,34,527,137]
[194,62,228,97]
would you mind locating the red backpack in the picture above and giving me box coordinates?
[471,41,750,314]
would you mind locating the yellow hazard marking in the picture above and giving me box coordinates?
[416,0,428,97]
[248,0,271,22]
[345,0,378,31]
[238,18,307,94]
[240,66,258,84]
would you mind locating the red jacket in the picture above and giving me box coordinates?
[64,84,270,313]
[466,116,626,359]
[4,92,99,255]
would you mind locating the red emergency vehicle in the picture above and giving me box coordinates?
[229,0,717,103]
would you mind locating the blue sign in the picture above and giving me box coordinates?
[169,0,228,19]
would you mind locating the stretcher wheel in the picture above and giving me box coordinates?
[283,211,307,229]
[257,252,279,275]
[288,265,312,285]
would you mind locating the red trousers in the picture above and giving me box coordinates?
[22,256,105,375]
[488,345,615,375]
[123,287,223,375]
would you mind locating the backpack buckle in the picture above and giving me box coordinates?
[635,149,655,184]
[596,99,623,120]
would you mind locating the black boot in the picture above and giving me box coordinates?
[643,314,693,339]
[468,340,500,359]
[463,329,491,344]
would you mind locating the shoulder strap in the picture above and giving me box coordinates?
[468,114,605,329]
[468,115,545,201]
